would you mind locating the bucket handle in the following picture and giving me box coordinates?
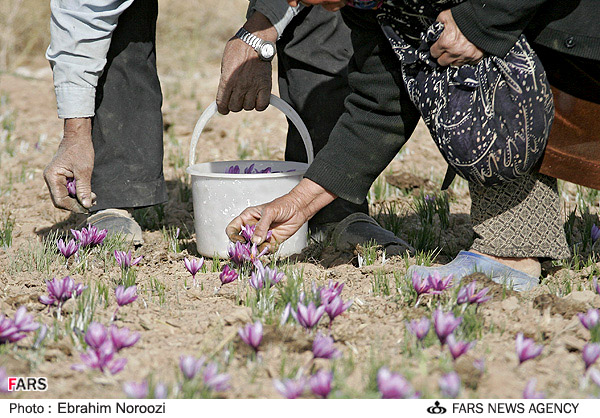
[189,94,314,167]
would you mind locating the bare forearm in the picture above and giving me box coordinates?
[289,178,337,221]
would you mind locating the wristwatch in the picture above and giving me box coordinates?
[235,27,276,62]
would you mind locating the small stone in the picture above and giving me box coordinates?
[565,290,597,305]
[223,307,252,326]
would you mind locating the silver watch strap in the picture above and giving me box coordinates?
[235,27,263,52]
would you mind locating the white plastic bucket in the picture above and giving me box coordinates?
[186,95,314,258]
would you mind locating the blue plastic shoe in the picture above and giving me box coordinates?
[407,251,539,291]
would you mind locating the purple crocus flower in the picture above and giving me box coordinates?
[515,333,544,364]
[227,242,251,266]
[523,378,545,399]
[319,281,345,305]
[427,272,453,294]
[433,309,462,346]
[219,265,238,286]
[240,224,272,243]
[377,367,415,399]
[324,296,352,323]
[66,177,77,197]
[293,301,325,330]
[114,250,142,269]
[84,322,108,350]
[412,272,431,296]
[250,262,282,289]
[0,306,39,344]
[406,317,430,341]
[592,224,600,243]
[583,343,600,371]
[154,383,168,399]
[123,381,149,399]
[594,277,600,295]
[203,362,230,392]
[456,281,491,305]
[179,355,206,380]
[71,224,108,247]
[248,243,269,264]
[57,238,79,259]
[109,325,140,351]
[115,285,138,307]
[439,372,461,398]
[184,257,204,287]
[280,302,292,327]
[0,367,8,393]
[74,340,127,375]
[309,370,333,398]
[447,335,475,360]
[473,358,486,374]
[238,321,263,351]
[312,333,341,359]
[273,377,306,399]
[40,276,86,306]
[590,368,600,388]
[578,309,600,331]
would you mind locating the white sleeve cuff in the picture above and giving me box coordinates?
[55,85,96,119]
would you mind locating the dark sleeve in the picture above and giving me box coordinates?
[303,8,421,204]
[451,0,549,57]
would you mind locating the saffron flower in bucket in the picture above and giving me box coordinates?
[238,321,263,352]
[123,381,149,399]
[203,362,230,392]
[114,250,142,269]
[456,281,491,305]
[312,333,341,360]
[578,309,600,330]
[71,224,107,247]
[179,355,206,380]
[582,343,600,371]
[115,285,138,306]
[57,238,79,260]
[523,378,545,399]
[433,309,462,346]
[515,333,543,364]
[293,301,325,330]
[376,367,416,399]
[310,370,333,398]
[219,265,238,286]
[324,296,352,324]
[446,335,475,360]
[439,372,461,398]
[273,377,306,399]
[66,177,77,197]
[184,257,204,287]
[109,325,140,351]
[427,272,453,294]
[406,317,430,341]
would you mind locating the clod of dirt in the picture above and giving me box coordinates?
[461,273,518,300]
[385,172,436,194]
[501,296,519,313]
[564,290,600,307]
[455,355,483,389]
[532,293,588,319]
[223,307,252,326]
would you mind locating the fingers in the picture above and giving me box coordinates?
[216,84,233,115]
[256,88,270,112]
[253,206,275,244]
[74,169,94,210]
[43,167,89,213]
[243,92,256,111]
[226,206,261,241]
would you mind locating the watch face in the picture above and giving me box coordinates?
[260,43,275,59]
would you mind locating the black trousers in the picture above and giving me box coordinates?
[91,0,167,211]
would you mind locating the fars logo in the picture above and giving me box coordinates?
[8,377,48,392]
